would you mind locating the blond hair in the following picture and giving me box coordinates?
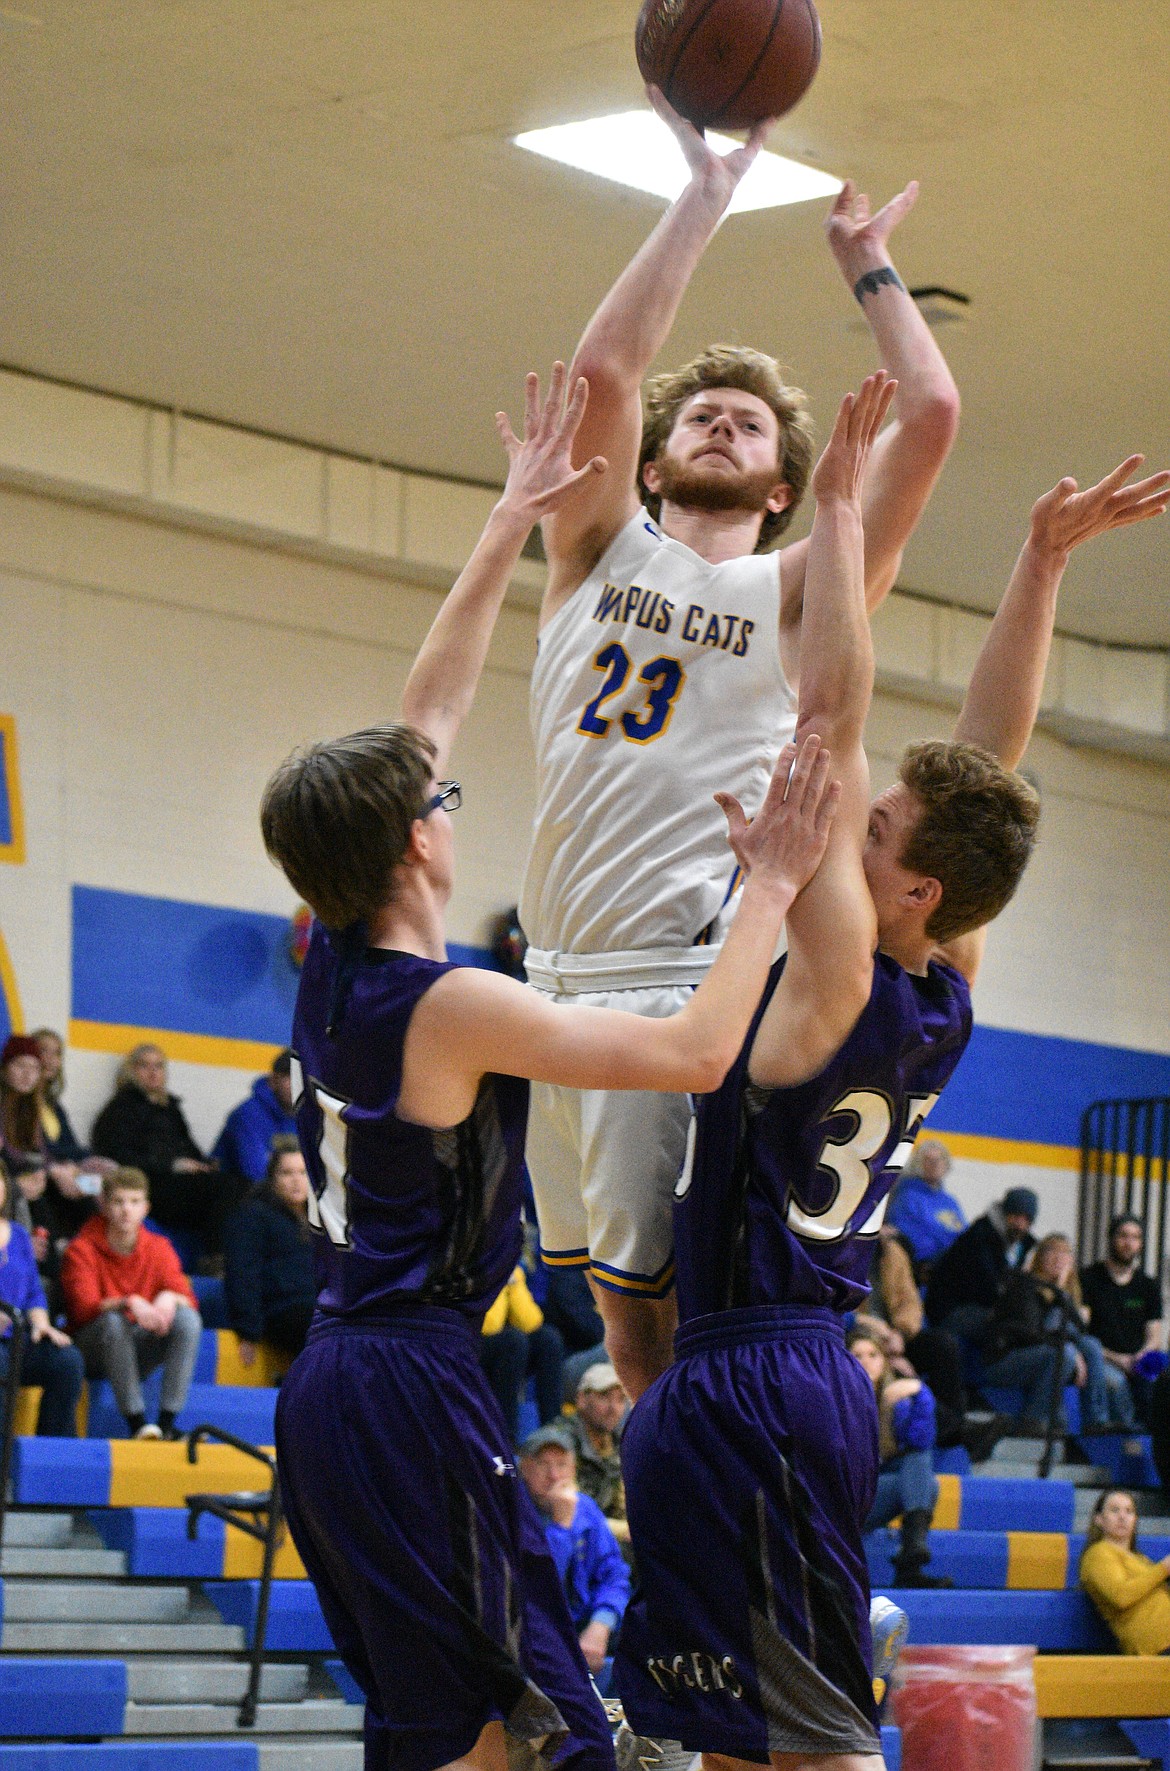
[1028,1232,1082,1308]
[639,345,814,550]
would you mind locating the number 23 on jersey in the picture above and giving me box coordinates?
[576,642,686,745]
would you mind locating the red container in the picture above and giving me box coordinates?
[892,1646,1037,1771]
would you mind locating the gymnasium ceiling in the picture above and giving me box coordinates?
[0,0,1167,645]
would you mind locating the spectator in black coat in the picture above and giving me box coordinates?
[925,1187,1039,1345]
[222,1137,315,1365]
[91,1044,246,1257]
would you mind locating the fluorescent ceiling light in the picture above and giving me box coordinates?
[514,111,842,213]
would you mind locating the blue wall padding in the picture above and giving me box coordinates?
[866,1530,1010,1591]
[193,1331,219,1383]
[0,1662,126,1736]
[0,1749,258,1770]
[932,1022,1170,1148]
[89,1509,226,1579]
[324,1660,364,1706]
[873,1588,1113,1651]
[959,1476,1075,1532]
[86,1381,276,1443]
[11,1439,111,1506]
[881,1726,901,1771]
[932,1446,971,1476]
[190,1276,228,1328]
[203,1581,333,1651]
[1122,1721,1170,1766]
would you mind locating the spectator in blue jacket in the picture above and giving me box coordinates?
[0,1159,85,1435]
[213,1051,297,1184]
[520,1424,630,1683]
[850,1328,952,1589]
[887,1139,966,1277]
[222,1137,314,1366]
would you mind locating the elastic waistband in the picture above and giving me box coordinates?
[524,943,718,995]
[307,1303,479,1347]
[674,1304,845,1359]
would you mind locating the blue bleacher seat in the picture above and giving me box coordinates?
[866,1528,1011,1590]
[90,1508,227,1579]
[881,1725,901,1771]
[932,1445,971,1476]
[189,1274,228,1328]
[1122,1720,1170,1770]
[959,1475,1075,1532]
[85,1378,276,1442]
[0,1748,258,1769]
[0,1662,127,1736]
[873,1586,1113,1650]
[203,1580,334,1651]
[11,1439,112,1507]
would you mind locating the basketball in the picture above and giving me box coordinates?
[635,0,822,130]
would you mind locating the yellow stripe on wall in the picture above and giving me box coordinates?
[931,1130,1080,1170]
[70,1018,282,1073]
[0,713,26,866]
[0,926,25,1032]
[1007,1531,1069,1589]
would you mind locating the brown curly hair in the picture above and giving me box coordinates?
[898,741,1041,944]
[639,345,814,552]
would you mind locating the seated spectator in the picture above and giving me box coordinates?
[223,1136,315,1366]
[854,1224,1008,1462]
[519,1424,630,1681]
[212,1050,298,1184]
[849,1328,952,1589]
[0,1159,85,1436]
[887,1139,967,1278]
[61,1167,202,1439]
[985,1232,1132,1432]
[561,1362,628,1520]
[33,1026,116,1197]
[925,1186,1039,1343]
[1081,1488,1170,1655]
[480,1265,564,1442]
[91,1043,245,1256]
[1081,1216,1165,1420]
[10,1161,72,1318]
[1,1034,95,1238]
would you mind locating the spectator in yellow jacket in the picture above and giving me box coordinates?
[479,1266,565,1444]
[1081,1488,1170,1655]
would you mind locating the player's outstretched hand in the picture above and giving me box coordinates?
[810,372,898,505]
[495,362,607,525]
[716,734,840,900]
[826,178,918,283]
[646,83,774,208]
[1028,456,1170,563]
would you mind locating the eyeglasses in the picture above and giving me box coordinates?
[424,780,462,817]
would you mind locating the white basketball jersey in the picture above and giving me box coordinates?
[519,511,798,957]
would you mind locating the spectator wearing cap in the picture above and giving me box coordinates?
[1081,1216,1165,1421]
[212,1051,299,1185]
[925,1187,1039,1347]
[519,1424,631,1682]
[887,1139,968,1279]
[561,1363,628,1520]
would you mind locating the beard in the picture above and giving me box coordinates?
[652,452,783,517]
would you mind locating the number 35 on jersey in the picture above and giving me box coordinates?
[787,1089,941,1243]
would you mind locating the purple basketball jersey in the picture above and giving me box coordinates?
[291,923,528,1320]
[675,950,972,1321]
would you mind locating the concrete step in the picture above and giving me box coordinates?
[0,1512,75,1547]
[127,1658,310,1703]
[258,1744,364,1771]
[984,1458,1112,1485]
[2,1579,192,1622]
[2,1621,246,1651]
[123,1699,365,1735]
[0,1546,127,1576]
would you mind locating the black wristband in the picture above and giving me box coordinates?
[853,265,905,305]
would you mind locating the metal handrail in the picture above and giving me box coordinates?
[185,1422,284,1727]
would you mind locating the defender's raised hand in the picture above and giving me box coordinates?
[810,373,898,505]
[647,84,774,210]
[1027,456,1170,564]
[495,362,607,524]
[716,734,840,901]
[825,179,919,284]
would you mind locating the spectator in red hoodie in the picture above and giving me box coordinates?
[61,1166,202,1439]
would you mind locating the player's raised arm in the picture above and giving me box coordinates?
[954,456,1170,769]
[751,376,896,1087]
[399,735,838,1122]
[399,365,605,778]
[779,181,960,636]
[542,88,773,608]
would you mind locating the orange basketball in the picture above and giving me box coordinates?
[636,0,822,130]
